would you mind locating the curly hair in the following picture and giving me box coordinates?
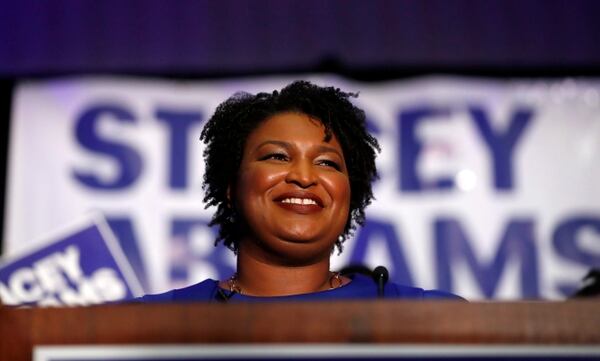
[200,80,380,253]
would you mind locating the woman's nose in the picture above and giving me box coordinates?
[285,159,317,188]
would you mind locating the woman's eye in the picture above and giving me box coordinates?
[317,159,341,170]
[261,153,288,161]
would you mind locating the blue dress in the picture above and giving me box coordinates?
[138,275,463,303]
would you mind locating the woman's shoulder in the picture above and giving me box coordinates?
[348,274,464,300]
[389,283,465,300]
[133,275,464,303]
[136,279,219,303]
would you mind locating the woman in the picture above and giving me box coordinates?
[140,81,461,302]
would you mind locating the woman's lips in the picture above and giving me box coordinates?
[276,202,322,214]
[273,192,324,214]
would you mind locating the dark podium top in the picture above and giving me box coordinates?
[2,300,599,361]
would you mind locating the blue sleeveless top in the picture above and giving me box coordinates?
[138,275,463,303]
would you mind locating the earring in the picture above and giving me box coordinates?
[337,235,344,243]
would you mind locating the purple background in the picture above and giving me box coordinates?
[1,0,599,76]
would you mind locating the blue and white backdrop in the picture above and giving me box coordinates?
[4,75,600,300]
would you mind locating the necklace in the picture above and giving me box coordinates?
[227,271,343,295]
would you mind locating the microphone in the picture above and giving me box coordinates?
[372,266,389,298]
[572,268,600,298]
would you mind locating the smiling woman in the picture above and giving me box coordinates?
[138,81,462,302]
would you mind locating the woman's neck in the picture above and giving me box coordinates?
[228,246,334,297]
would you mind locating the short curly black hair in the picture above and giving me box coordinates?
[200,80,380,253]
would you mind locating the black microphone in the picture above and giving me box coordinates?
[372,266,389,298]
[572,268,600,298]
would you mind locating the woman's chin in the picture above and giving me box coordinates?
[271,242,334,265]
[244,226,339,261]
[273,221,340,241]
[276,228,331,245]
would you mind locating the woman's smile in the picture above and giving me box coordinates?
[274,190,324,214]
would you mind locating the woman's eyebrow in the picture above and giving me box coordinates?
[255,140,290,150]
[316,145,343,158]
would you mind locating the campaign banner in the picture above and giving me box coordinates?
[0,215,143,306]
[5,76,600,300]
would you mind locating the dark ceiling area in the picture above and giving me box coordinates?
[1,0,599,77]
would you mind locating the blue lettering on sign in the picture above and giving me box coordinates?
[553,215,600,296]
[469,106,534,190]
[73,104,143,189]
[435,217,539,298]
[349,219,414,286]
[155,109,204,190]
[170,218,234,284]
[398,105,534,192]
[398,106,454,192]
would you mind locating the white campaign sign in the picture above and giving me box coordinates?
[5,76,600,300]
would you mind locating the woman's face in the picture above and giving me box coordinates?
[233,112,351,264]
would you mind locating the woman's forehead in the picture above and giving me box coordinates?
[245,112,341,149]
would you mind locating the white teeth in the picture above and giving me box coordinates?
[281,198,317,205]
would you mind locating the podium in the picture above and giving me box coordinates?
[2,300,599,360]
